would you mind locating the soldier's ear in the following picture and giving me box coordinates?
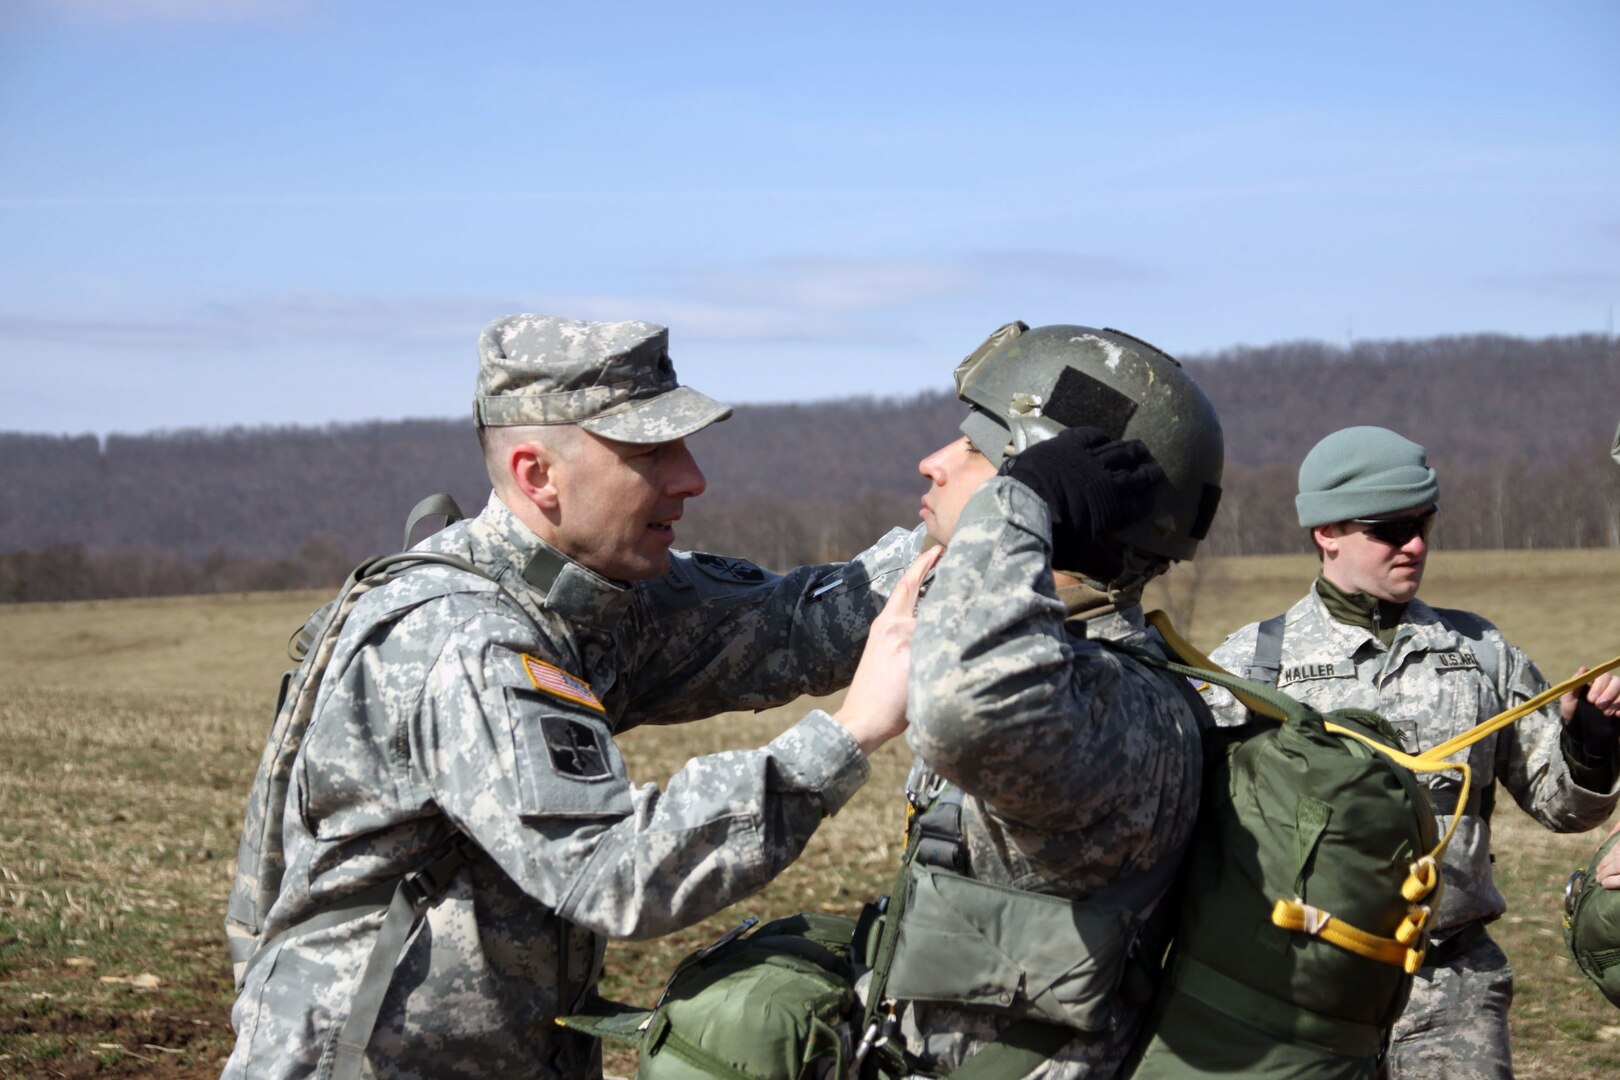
[510,442,562,513]
[1313,523,1342,558]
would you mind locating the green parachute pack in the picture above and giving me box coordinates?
[562,913,862,1079]
[1125,619,1450,1080]
[1565,828,1620,1009]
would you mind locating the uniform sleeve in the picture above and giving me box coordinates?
[905,476,1192,830]
[1202,628,1263,726]
[1494,639,1620,832]
[410,605,870,940]
[621,525,923,726]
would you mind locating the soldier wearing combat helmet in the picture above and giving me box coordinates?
[882,321,1222,1077]
[223,314,935,1080]
[1201,425,1620,1078]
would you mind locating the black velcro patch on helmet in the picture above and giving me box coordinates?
[1045,367,1137,440]
[1191,483,1222,541]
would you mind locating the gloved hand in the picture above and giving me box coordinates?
[1562,669,1620,790]
[1000,425,1164,577]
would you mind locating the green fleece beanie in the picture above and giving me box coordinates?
[1295,426,1439,528]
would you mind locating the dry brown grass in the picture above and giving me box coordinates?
[2,548,1618,1076]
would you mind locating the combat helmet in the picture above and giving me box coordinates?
[953,321,1224,563]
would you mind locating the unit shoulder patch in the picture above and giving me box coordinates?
[522,653,605,713]
[691,553,767,584]
[539,714,613,781]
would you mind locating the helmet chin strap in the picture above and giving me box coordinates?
[1072,546,1167,604]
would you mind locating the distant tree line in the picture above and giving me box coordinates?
[1,333,1616,602]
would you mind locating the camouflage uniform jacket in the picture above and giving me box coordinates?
[224,493,920,1080]
[901,477,1205,1079]
[1204,587,1620,933]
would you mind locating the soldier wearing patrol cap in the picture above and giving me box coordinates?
[223,314,934,1080]
[1202,424,1620,1079]
[881,322,1222,1077]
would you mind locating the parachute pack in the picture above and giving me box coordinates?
[1124,624,1447,1079]
[1130,614,1620,1077]
[1564,828,1620,1009]
[563,913,863,1079]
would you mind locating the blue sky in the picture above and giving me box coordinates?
[2,0,1616,436]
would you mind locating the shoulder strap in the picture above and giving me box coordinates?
[1249,613,1286,685]
[326,837,474,1080]
[402,493,466,550]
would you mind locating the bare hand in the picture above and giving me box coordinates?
[1562,667,1620,723]
[1599,820,1620,890]
[834,546,942,755]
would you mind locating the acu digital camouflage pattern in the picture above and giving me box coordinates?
[1204,588,1620,1079]
[223,491,921,1080]
[900,476,1204,1078]
[1381,931,1515,1080]
[473,313,732,443]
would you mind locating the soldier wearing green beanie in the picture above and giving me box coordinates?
[1200,424,1620,1079]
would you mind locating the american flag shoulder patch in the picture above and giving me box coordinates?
[522,654,605,713]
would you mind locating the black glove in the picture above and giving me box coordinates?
[1000,425,1164,577]
[1564,697,1620,791]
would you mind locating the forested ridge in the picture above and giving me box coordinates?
[3,332,1617,601]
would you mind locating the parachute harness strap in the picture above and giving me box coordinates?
[1415,652,1620,765]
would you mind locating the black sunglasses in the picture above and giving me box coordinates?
[1348,507,1438,547]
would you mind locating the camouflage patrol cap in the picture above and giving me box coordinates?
[474,314,732,443]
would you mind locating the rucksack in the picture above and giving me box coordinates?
[1564,828,1620,1009]
[562,913,862,1079]
[224,496,499,1080]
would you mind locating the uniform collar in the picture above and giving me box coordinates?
[1313,576,1406,644]
[468,493,633,633]
[1065,595,1150,645]
[1297,587,1458,660]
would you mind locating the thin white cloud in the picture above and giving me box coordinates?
[0,314,219,350]
[29,0,309,24]
[0,248,1161,356]
[0,293,492,352]
[1473,271,1618,299]
[684,257,974,314]
[970,250,1158,283]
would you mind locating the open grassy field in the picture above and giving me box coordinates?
[1,548,1618,1077]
